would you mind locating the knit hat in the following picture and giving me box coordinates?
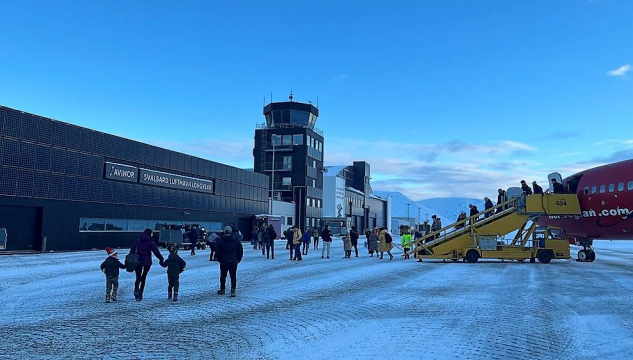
[106,247,118,259]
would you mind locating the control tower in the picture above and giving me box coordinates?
[253,92,324,231]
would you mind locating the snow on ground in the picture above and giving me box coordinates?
[2,238,633,359]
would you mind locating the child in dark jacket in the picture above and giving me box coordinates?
[160,245,187,301]
[100,247,126,303]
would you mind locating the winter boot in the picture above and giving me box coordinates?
[173,291,178,302]
[217,289,225,295]
[111,290,118,302]
[168,289,172,300]
[230,289,236,297]
[134,289,140,301]
[105,294,111,303]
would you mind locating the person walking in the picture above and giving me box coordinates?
[497,188,508,213]
[349,226,360,257]
[266,224,277,259]
[469,204,479,225]
[532,181,544,195]
[321,225,333,259]
[100,247,126,303]
[159,245,186,301]
[130,229,165,301]
[369,228,380,257]
[484,197,494,218]
[551,178,566,194]
[207,232,219,261]
[520,180,533,196]
[365,229,372,256]
[293,227,303,261]
[401,231,412,259]
[313,226,320,250]
[259,224,267,253]
[215,226,244,297]
[455,212,467,229]
[378,227,393,260]
[430,215,442,238]
[302,227,311,255]
[342,233,352,258]
[251,227,259,250]
[286,227,295,260]
[188,226,199,256]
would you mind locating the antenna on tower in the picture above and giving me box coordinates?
[271,92,273,103]
[289,90,293,102]
[263,96,265,106]
[317,97,319,109]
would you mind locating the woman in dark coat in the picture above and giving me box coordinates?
[130,228,165,301]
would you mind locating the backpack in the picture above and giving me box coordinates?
[385,232,393,244]
[125,245,139,272]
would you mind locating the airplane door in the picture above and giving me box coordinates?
[547,172,563,193]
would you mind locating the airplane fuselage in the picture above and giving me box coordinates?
[537,159,633,241]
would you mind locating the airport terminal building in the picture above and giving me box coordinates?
[0,105,269,251]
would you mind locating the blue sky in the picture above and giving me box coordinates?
[1,0,632,200]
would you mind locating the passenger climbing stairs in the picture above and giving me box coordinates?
[410,194,582,263]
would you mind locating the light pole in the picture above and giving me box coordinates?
[405,203,411,225]
[271,134,279,205]
[293,185,307,231]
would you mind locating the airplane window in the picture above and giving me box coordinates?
[600,185,605,193]
[583,187,589,195]
[591,186,597,194]
[619,183,624,191]
[629,181,633,190]
[609,184,615,192]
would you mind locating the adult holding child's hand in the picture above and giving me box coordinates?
[130,228,165,301]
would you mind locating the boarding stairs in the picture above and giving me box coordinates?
[409,193,581,261]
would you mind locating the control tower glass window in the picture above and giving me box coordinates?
[271,134,281,146]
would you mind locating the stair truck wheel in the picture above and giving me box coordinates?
[577,249,588,261]
[588,250,596,262]
[537,250,553,264]
[465,249,480,263]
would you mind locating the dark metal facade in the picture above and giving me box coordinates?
[0,106,269,251]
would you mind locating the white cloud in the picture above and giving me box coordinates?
[592,139,633,147]
[325,139,543,200]
[333,73,349,82]
[607,64,631,77]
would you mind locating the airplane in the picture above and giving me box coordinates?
[536,158,633,262]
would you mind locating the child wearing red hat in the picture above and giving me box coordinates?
[100,247,126,303]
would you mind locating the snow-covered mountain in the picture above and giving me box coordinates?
[417,197,485,224]
[374,191,484,225]
[374,191,436,221]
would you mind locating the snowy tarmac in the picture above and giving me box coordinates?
[1,238,633,359]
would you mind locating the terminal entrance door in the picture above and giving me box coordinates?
[0,205,42,251]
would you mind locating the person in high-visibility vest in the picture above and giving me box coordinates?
[401,232,413,259]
